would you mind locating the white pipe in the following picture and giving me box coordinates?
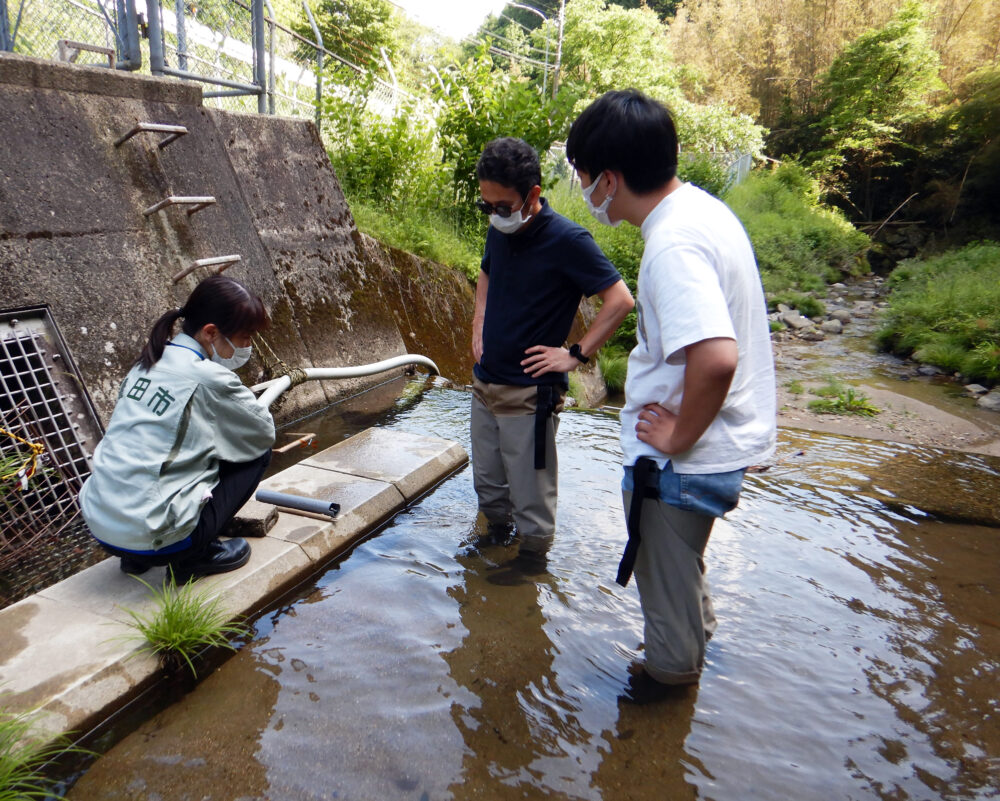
[252,354,439,408]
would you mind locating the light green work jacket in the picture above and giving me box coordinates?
[79,333,275,552]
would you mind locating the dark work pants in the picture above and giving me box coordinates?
[102,450,271,569]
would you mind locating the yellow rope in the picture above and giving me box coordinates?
[0,427,45,490]
[252,334,309,388]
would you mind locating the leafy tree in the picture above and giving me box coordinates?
[294,0,397,75]
[558,0,681,98]
[809,1,943,220]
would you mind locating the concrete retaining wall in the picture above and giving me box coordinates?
[0,53,476,426]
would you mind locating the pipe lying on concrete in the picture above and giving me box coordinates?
[255,489,340,519]
[251,354,440,408]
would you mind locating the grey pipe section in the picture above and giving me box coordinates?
[252,354,440,408]
[255,489,340,518]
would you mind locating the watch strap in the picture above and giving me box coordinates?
[569,343,590,364]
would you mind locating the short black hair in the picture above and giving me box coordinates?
[566,89,679,194]
[476,137,541,199]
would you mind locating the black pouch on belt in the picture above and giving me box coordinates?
[533,384,560,470]
[616,456,661,587]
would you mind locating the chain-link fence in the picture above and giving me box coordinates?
[0,0,408,121]
[2,0,125,67]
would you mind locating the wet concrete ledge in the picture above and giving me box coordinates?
[0,427,467,745]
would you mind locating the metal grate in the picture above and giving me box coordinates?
[0,307,104,571]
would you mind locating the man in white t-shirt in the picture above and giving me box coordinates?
[566,89,776,701]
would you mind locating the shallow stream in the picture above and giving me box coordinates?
[66,380,1000,801]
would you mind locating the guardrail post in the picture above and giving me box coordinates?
[175,0,188,71]
[147,0,165,74]
[303,0,323,130]
[1,0,11,51]
[263,0,276,114]
[114,0,142,70]
[252,0,266,113]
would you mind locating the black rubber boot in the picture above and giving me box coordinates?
[119,556,151,576]
[170,538,252,584]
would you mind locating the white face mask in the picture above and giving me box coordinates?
[582,173,622,227]
[489,206,532,234]
[210,335,252,370]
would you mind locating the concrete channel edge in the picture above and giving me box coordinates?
[0,427,468,746]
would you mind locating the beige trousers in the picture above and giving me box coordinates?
[470,378,563,554]
[622,488,717,684]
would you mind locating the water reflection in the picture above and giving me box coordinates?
[66,384,1000,801]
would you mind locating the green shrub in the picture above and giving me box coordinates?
[677,152,731,198]
[808,388,881,416]
[725,163,870,295]
[877,241,1000,384]
[769,291,826,319]
[121,575,249,677]
[597,349,629,393]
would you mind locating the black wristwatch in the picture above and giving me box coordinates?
[569,343,589,364]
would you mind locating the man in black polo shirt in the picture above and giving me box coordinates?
[471,137,634,575]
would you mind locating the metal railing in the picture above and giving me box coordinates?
[0,0,409,123]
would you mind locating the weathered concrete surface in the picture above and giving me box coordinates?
[0,427,468,744]
[0,53,476,425]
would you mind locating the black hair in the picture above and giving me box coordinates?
[566,89,679,194]
[138,275,269,370]
[475,137,542,199]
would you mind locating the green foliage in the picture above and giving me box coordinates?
[433,47,577,223]
[547,181,643,351]
[292,0,398,75]
[324,96,446,208]
[725,164,870,294]
[676,152,731,197]
[877,242,1000,383]
[769,291,826,319]
[0,707,86,800]
[597,349,629,393]
[916,66,1000,232]
[567,372,587,408]
[121,575,249,677]
[811,377,846,397]
[350,201,481,280]
[808,387,881,416]
[809,1,944,218]
[559,0,682,98]
[785,379,805,394]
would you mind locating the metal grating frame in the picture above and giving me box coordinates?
[0,307,104,568]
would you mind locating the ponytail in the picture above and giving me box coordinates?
[134,276,267,371]
[137,308,185,371]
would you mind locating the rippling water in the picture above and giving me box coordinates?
[68,382,1000,801]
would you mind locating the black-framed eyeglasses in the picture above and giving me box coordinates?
[476,198,524,218]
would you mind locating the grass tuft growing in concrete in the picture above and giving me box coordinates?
[121,575,249,677]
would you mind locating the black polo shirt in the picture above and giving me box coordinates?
[475,198,621,388]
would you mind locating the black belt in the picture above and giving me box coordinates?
[616,456,660,587]
[533,385,560,470]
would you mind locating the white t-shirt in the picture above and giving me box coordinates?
[620,183,776,473]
